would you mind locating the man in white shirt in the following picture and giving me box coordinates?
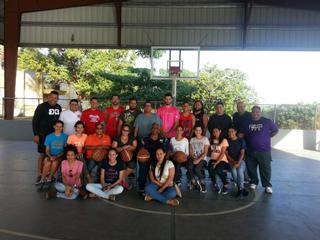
[59,99,82,135]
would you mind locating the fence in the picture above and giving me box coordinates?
[1,97,320,130]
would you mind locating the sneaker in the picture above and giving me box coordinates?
[265,186,273,194]
[235,188,243,198]
[221,186,228,195]
[249,183,257,190]
[42,180,52,190]
[200,183,207,193]
[108,195,116,201]
[195,180,202,192]
[46,189,57,200]
[213,183,221,194]
[34,176,42,185]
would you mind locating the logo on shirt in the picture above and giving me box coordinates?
[49,109,60,115]
[249,124,263,131]
[89,114,100,123]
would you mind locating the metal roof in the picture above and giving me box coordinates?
[2,0,320,50]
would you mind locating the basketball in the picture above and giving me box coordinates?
[174,151,187,163]
[92,149,107,161]
[137,148,150,163]
[120,149,133,162]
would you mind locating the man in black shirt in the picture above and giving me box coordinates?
[232,101,252,132]
[32,91,61,184]
[208,101,232,139]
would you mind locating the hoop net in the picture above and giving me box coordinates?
[169,66,181,78]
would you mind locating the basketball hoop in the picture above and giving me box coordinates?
[169,66,181,78]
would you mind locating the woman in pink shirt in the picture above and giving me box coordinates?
[46,144,87,200]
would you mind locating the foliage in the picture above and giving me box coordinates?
[188,64,258,114]
[18,48,137,96]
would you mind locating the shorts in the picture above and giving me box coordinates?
[37,135,46,154]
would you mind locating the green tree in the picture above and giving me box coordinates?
[188,64,258,114]
[18,48,137,97]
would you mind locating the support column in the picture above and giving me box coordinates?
[4,1,21,120]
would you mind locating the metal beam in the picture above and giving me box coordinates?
[4,0,20,120]
[18,0,112,13]
[115,1,122,47]
[242,0,253,49]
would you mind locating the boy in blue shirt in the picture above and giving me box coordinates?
[38,120,68,187]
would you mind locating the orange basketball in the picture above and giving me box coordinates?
[174,151,187,163]
[120,149,133,162]
[92,149,107,162]
[137,148,150,163]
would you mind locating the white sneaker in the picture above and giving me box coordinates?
[265,187,273,194]
[249,184,257,190]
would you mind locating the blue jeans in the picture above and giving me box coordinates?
[145,183,176,203]
[231,160,246,189]
[55,182,79,200]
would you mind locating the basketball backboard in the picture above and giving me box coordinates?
[151,46,200,80]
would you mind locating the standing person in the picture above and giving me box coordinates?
[233,101,252,132]
[86,148,125,201]
[170,125,189,185]
[38,120,68,188]
[226,126,248,197]
[188,126,209,193]
[208,101,232,139]
[112,124,138,190]
[105,95,124,140]
[33,90,62,184]
[134,101,162,141]
[118,97,142,136]
[80,97,104,135]
[84,123,111,181]
[192,100,208,135]
[179,102,196,139]
[138,123,171,195]
[59,99,82,135]
[156,93,180,138]
[239,106,278,194]
[207,127,229,195]
[145,147,179,206]
[46,145,87,200]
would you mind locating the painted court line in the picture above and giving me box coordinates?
[102,192,262,217]
[0,228,63,240]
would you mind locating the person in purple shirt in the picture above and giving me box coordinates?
[239,106,278,194]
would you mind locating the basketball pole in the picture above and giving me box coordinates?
[172,77,177,106]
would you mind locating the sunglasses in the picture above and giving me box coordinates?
[69,169,73,178]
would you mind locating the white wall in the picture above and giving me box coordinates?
[272,129,320,151]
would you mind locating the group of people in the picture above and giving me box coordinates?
[32,90,278,206]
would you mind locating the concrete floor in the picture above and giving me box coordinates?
[0,140,320,240]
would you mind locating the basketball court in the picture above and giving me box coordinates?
[0,140,319,240]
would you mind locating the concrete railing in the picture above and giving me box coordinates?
[1,120,319,152]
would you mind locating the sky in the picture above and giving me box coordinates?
[137,51,320,104]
